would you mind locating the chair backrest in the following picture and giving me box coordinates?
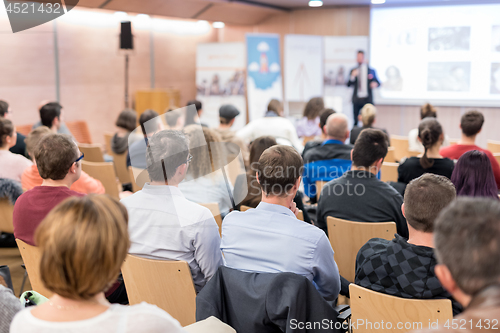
[380,162,399,182]
[129,167,149,192]
[488,140,500,154]
[390,135,409,162]
[0,198,14,234]
[315,180,327,200]
[81,161,120,199]
[16,124,33,136]
[103,132,114,155]
[326,216,397,282]
[448,138,460,146]
[199,203,222,236]
[121,255,196,327]
[240,205,304,221]
[349,284,453,332]
[111,151,131,184]
[303,136,316,145]
[240,205,251,212]
[15,239,53,298]
[385,147,396,163]
[494,153,500,169]
[224,155,245,186]
[66,120,92,144]
[78,144,105,163]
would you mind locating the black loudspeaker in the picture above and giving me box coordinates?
[120,21,133,50]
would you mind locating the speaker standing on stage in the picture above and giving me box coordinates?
[347,50,380,127]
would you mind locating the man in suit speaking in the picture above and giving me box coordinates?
[347,50,380,127]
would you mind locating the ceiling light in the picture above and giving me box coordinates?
[371,0,386,4]
[212,21,225,29]
[308,0,323,7]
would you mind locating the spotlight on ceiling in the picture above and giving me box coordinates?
[212,21,225,29]
[308,0,323,7]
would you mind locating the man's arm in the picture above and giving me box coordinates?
[347,68,357,87]
[311,234,341,301]
[369,68,381,87]
[193,212,224,282]
[391,194,409,238]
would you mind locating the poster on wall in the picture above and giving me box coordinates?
[324,36,369,128]
[196,42,247,130]
[284,34,323,102]
[246,33,283,121]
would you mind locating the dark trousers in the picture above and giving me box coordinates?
[352,102,367,127]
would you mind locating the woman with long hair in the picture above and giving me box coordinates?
[295,97,324,138]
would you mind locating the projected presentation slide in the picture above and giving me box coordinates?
[370,3,500,106]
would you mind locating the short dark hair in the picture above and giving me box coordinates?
[404,174,456,232]
[186,100,202,113]
[139,109,159,137]
[115,109,137,132]
[351,129,388,168]
[40,102,62,128]
[257,145,303,197]
[357,50,365,55]
[0,118,14,147]
[146,130,189,183]
[461,110,484,137]
[435,198,500,295]
[319,109,336,132]
[451,150,498,199]
[0,100,9,117]
[34,134,79,180]
[165,108,183,127]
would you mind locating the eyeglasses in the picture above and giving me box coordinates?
[75,153,84,163]
[186,154,193,164]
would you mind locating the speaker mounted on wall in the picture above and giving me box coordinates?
[120,21,133,50]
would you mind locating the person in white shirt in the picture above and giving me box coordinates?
[10,195,186,333]
[236,99,304,153]
[121,130,223,292]
[0,118,32,182]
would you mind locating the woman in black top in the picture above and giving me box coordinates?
[398,118,454,184]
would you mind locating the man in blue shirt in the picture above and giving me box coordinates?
[221,145,341,301]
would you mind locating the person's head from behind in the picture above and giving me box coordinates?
[185,100,202,126]
[351,129,388,173]
[139,109,161,138]
[303,97,324,120]
[25,126,52,160]
[360,103,377,127]
[146,130,190,186]
[325,113,349,142]
[249,136,278,172]
[34,133,81,184]
[460,110,484,138]
[356,50,365,65]
[257,145,303,201]
[164,108,184,130]
[0,118,16,149]
[115,109,137,133]
[267,99,283,116]
[318,108,336,136]
[420,103,437,120]
[219,104,240,127]
[418,118,444,169]
[35,195,130,301]
[40,102,63,131]
[0,100,11,119]
[182,126,223,180]
[434,198,500,307]
[451,150,498,199]
[403,174,456,235]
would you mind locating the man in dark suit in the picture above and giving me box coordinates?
[347,50,380,127]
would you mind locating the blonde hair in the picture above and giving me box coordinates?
[361,103,377,127]
[35,195,130,300]
[25,126,52,159]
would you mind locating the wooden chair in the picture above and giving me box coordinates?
[78,144,105,163]
[121,255,196,327]
[240,205,252,212]
[129,167,149,192]
[390,135,409,162]
[111,151,131,184]
[199,203,223,236]
[494,153,500,168]
[16,124,33,136]
[326,217,397,282]
[384,147,396,163]
[81,161,120,199]
[488,140,500,154]
[303,136,316,145]
[0,198,14,234]
[381,162,399,182]
[224,155,244,186]
[66,120,92,144]
[407,150,421,157]
[240,205,305,221]
[349,284,453,333]
[448,138,459,146]
[104,132,114,155]
[15,239,52,298]
[316,180,327,200]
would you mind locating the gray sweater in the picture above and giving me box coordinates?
[0,285,22,333]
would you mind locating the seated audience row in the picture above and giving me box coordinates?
[349,103,389,145]
[0,118,32,182]
[0,100,27,156]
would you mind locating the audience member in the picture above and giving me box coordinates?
[164,107,185,130]
[398,118,454,185]
[440,110,500,188]
[214,104,249,164]
[32,102,72,136]
[0,118,32,182]
[349,103,390,145]
[121,130,223,292]
[126,109,162,169]
[0,100,27,157]
[185,100,207,127]
[111,109,142,155]
[10,195,185,333]
[317,129,408,238]
[13,133,85,246]
[302,108,336,156]
[295,97,324,138]
[21,127,104,194]
[356,174,462,315]
[221,145,340,300]
[408,103,449,152]
[178,126,233,217]
[451,150,498,199]
[0,284,22,333]
[414,198,500,332]
[302,113,352,201]
[237,99,304,152]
